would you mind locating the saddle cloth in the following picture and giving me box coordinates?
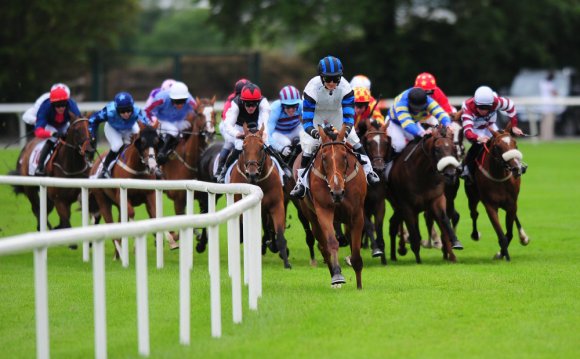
[27,140,49,176]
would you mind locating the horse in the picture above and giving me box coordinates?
[423,112,465,249]
[386,127,462,264]
[230,123,291,269]
[11,117,95,231]
[195,96,217,142]
[464,123,529,261]
[295,124,367,288]
[160,99,214,242]
[89,124,160,259]
[359,118,391,264]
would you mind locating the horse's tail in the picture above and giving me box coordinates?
[7,169,24,195]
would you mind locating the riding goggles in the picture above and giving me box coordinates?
[476,104,493,110]
[53,101,67,108]
[282,104,299,110]
[322,75,341,84]
[117,106,133,114]
[172,98,187,105]
[243,101,260,108]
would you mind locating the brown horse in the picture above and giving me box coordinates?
[296,124,367,288]
[11,117,95,231]
[360,118,391,264]
[230,123,291,268]
[464,123,529,261]
[386,127,462,264]
[89,124,160,259]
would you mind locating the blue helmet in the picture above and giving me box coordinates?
[317,56,343,76]
[114,92,134,112]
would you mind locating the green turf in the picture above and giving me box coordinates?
[0,140,579,359]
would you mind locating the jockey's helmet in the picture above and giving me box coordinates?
[51,83,70,97]
[474,86,495,107]
[318,56,343,77]
[50,87,69,103]
[161,79,176,91]
[240,84,262,102]
[415,72,437,91]
[350,75,371,91]
[354,87,371,104]
[408,88,427,112]
[234,78,250,95]
[279,85,301,106]
[114,92,134,114]
[169,82,189,100]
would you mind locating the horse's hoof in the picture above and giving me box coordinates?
[371,248,383,257]
[519,229,530,246]
[493,252,503,260]
[381,256,387,265]
[433,240,443,249]
[68,244,78,250]
[471,232,481,241]
[261,243,267,256]
[169,242,180,250]
[195,242,207,253]
[331,274,346,286]
[398,248,407,256]
[452,240,464,250]
[344,255,352,267]
[310,259,318,267]
[420,240,432,248]
[284,263,292,269]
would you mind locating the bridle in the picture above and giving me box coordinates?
[236,132,274,183]
[478,132,523,181]
[312,141,359,187]
[53,118,93,176]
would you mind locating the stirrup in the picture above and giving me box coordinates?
[154,167,163,179]
[34,168,46,177]
[367,171,380,184]
[99,169,110,179]
[216,172,226,184]
[290,183,306,198]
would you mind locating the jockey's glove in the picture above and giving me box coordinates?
[344,125,352,134]
[306,127,320,139]
[281,146,292,156]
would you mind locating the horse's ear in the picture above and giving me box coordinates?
[243,122,249,134]
[452,110,462,122]
[318,124,327,142]
[489,126,499,137]
[138,120,146,131]
[210,95,216,105]
[258,123,265,135]
[195,96,201,109]
[504,121,513,134]
[441,125,447,137]
[338,124,347,141]
[150,119,159,130]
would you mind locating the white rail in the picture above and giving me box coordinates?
[0,176,263,359]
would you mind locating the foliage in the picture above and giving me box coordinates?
[0,0,140,102]
[0,141,580,358]
[202,0,580,95]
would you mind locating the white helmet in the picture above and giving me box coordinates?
[350,75,371,91]
[474,86,495,106]
[169,81,189,100]
[161,78,176,91]
[51,83,70,96]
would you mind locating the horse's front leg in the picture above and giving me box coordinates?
[294,200,317,266]
[465,181,481,241]
[271,203,291,269]
[374,201,387,265]
[348,211,365,290]
[401,209,422,264]
[482,203,509,261]
[429,201,456,263]
[53,199,72,230]
[388,212,401,262]
[316,206,344,287]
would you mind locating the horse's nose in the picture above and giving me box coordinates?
[246,172,258,184]
[331,189,344,203]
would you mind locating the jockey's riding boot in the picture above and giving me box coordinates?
[353,144,381,184]
[215,147,232,180]
[99,150,118,179]
[217,149,241,183]
[34,140,56,176]
[461,144,479,184]
[290,155,311,198]
[157,135,177,165]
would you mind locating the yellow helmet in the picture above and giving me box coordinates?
[354,87,371,103]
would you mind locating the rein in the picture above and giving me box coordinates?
[312,141,360,184]
[51,118,92,176]
[476,138,513,182]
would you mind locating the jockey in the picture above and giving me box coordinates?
[217,83,271,183]
[290,55,381,199]
[353,86,385,132]
[385,87,452,169]
[145,81,197,167]
[22,83,71,125]
[215,78,251,175]
[266,85,303,157]
[460,85,524,182]
[89,92,150,178]
[144,78,175,111]
[34,87,82,176]
[414,72,456,117]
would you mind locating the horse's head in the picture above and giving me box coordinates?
[450,111,466,161]
[318,124,349,204]
[135,124,160,175]
[196,96,217,142]
[241,122,266,184]
[489,127,524,178]
[362,118,390,174]
[424,127,461,184]
[65,117,95,166]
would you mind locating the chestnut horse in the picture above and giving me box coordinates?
[386,127,462,264]
[11,117,94,231]
[89,124,160,259]
[230,123,291,268]
[296,124,367,288]
[464,124,529,261]
[360,118,391,264]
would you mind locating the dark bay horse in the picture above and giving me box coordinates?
[11,117,94,231]
[359,118,391,264]
[386,127,462,264]
[230,123,291,269]
[89,124,160,259]
[296,125,367,288]
[464,124,529,261]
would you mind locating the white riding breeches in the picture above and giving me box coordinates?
[388,121,417,153]
[105,122,139,152]
[299,127,360,156]
[159,120,191,138]
[270,127,303,152]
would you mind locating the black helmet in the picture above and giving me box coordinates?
[317,56,343,76]
[408,87,427,112]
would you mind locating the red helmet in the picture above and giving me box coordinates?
[414,72,437,91]
[240,84,262,101]
[50,87,69,103]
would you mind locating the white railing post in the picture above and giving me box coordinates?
[242,194,249,286]
[208,223,221,337]
[254,203,262,299]
[120,188,129,267]
[135,234,150,357]
[93,239,107,359]
[155,189,164,269]
[179,228,190,345]
[35,185,49,359]
[226,194,242,324]
[186,189,194,271]
[82,187,90,262]
[207,193,216,274]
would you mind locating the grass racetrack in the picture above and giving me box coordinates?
[0,140,579,359]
